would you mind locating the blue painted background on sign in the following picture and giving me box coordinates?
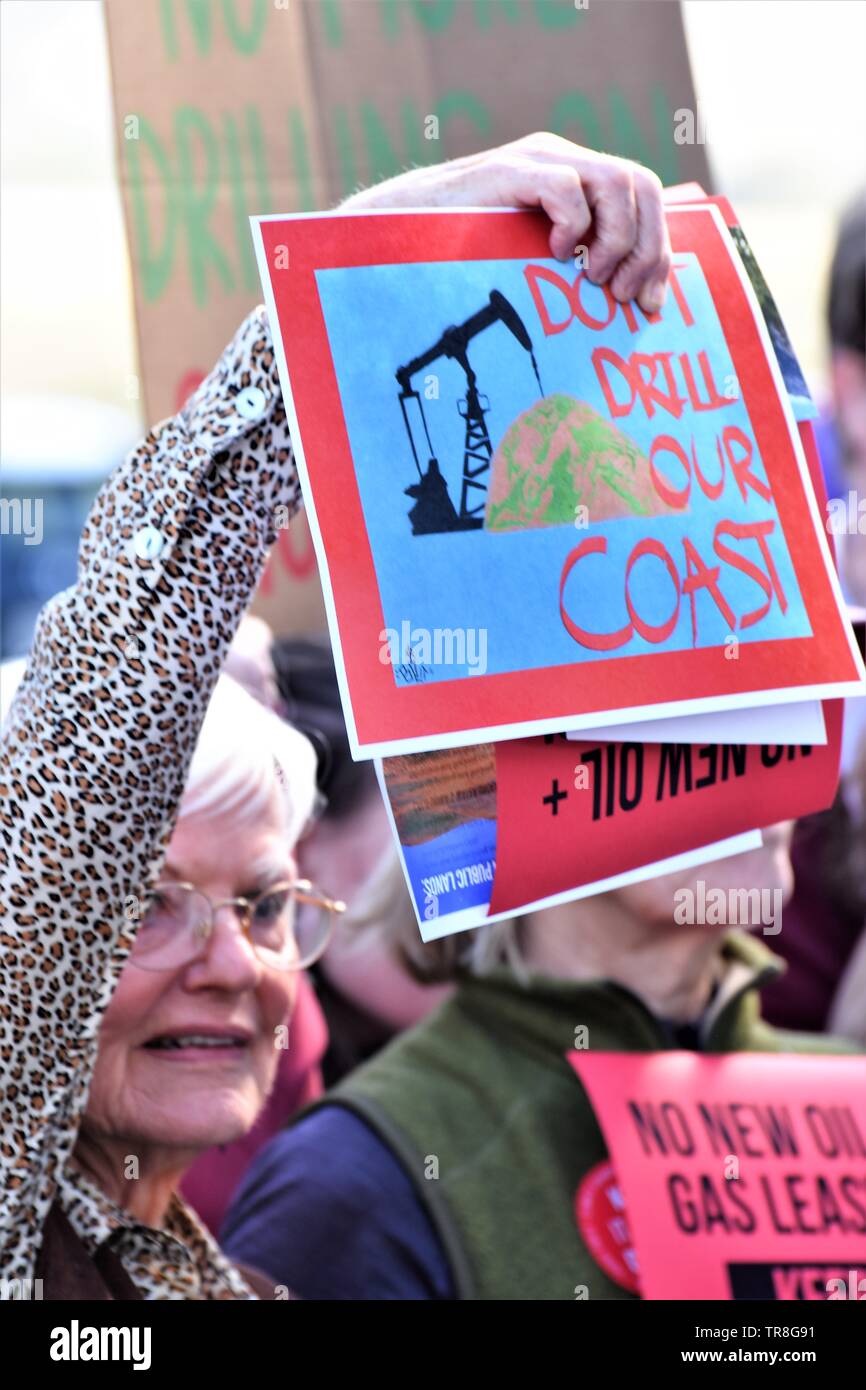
[315,254,811,685]
[401,818,496,921]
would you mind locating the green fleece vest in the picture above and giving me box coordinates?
[310,933,860,1301]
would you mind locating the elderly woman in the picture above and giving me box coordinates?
[0,133,673,1299]
[0,317,343,1299]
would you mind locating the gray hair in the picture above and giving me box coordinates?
[179,674,317,847]
[345,848,528,984]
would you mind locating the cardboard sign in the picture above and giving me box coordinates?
[104,0,710,425]
[103,0,709,636]
[568,1053,866,1301]
[254,203,864,756]
[378,699,840,935]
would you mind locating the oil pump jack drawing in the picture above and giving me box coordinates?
[396,290,544,535]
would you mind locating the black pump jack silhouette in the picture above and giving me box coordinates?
[396,289,544,535]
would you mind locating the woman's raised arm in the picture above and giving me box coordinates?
[0,307,298,1281]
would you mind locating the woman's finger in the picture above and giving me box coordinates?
[507,135,670,303]
[483,155,593,262]
[609,168,672,312]
[577,160,639,287]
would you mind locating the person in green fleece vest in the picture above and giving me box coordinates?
[222,822,862,1300]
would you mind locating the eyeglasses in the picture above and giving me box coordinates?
[132,879,345,973]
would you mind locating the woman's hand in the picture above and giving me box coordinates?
[341,131,672,315]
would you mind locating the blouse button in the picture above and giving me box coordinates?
[132,525,164,560]
[235,386,267,420]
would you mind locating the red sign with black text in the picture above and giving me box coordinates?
[489,701,841,915]
[569,1052,866,1301]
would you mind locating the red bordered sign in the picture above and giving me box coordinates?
[253,205,863,758]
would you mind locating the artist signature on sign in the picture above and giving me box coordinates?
[394,647,434,685]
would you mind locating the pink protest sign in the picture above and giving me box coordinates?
[568,1052,866,1300]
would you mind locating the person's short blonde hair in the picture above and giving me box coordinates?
[346,848,526,985]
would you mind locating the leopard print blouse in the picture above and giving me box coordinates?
[0,307,301,1299]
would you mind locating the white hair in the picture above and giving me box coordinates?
[2,659,317,850]
[179,674,317,845]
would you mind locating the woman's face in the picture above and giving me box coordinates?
[84,784,298,1155]
[614,820,795,927]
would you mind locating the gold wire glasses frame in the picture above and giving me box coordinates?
[133,878,346,973]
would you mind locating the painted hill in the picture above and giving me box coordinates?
[485,394,677,532]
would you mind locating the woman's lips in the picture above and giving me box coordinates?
[141,1029,254,1061]
[142,1047,249,1064]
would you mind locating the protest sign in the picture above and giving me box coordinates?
[254,203,864,756]
[568,1052,866,1301]
[557,200,825,751]
[378,746,760,938]
[103,0,709,636]
[377,742,499,934]
[103,0,327,636]
[564,189,826,751]
[489,698,841,916]
[378,699,840,936]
